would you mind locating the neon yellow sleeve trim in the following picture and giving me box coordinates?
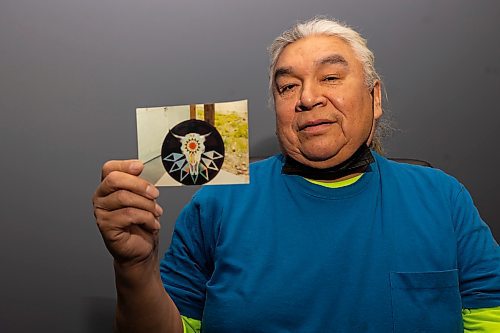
[179,306,500,331]
[463,306,500,332]
[306,173,364,188]
[181,315,202,333]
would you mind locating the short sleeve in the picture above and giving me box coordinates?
[453,185,500,308]
[160,194,216,320]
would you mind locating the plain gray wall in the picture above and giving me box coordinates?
[1,0,498,331]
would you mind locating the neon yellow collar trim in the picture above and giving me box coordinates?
[306,174,364,188]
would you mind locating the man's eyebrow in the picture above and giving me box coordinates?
[316,54,349,67]
[274,67,293,81]
[274,54,349,80]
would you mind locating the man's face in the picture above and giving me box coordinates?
[273,35,382,169]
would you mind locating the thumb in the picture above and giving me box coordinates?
[101,159,144,180]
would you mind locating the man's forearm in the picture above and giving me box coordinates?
[113,257,183,333]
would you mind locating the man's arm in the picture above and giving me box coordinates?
[451,184,500,332]
[93,160,183,333]
[114,256,183,333]
[452,185,500,309]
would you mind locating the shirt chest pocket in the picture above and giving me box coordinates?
[390,269,463,333]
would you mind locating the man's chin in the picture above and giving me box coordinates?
[302,152,336,162]
[302,147,342,162]
[279,139,350,168]
[294,144,363,168]
[289,151,341,169]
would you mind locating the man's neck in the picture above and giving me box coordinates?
[281,144,374,180]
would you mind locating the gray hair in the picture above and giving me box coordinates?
[268,17,391,154]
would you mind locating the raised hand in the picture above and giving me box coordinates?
[92,160,163,265]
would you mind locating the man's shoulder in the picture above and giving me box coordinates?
[374,152,463,197]
[249,154,284,174]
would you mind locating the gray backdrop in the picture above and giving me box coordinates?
[1,0,498,332]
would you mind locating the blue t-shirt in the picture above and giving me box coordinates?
[160,153,500,332]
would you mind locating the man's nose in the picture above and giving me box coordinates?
[296,83,326,112]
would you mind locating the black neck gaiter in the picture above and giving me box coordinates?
[281,144,374,180]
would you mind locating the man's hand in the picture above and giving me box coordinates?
[92,160,183,333]
[92,160,164,265]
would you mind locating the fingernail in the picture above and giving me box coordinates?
[155,218,161,229]
[146,185,159,198]
[155,203,163,216]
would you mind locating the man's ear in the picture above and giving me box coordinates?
[372,80,383,120]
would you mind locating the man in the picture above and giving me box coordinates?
[93,17,500,332]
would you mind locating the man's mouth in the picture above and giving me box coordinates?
[299,119,335,132]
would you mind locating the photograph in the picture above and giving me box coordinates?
[136,99,249,186]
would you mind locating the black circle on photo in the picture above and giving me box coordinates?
[161,119,225,185]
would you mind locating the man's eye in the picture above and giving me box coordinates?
[323,76,339,82]
[279,84,297,94]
